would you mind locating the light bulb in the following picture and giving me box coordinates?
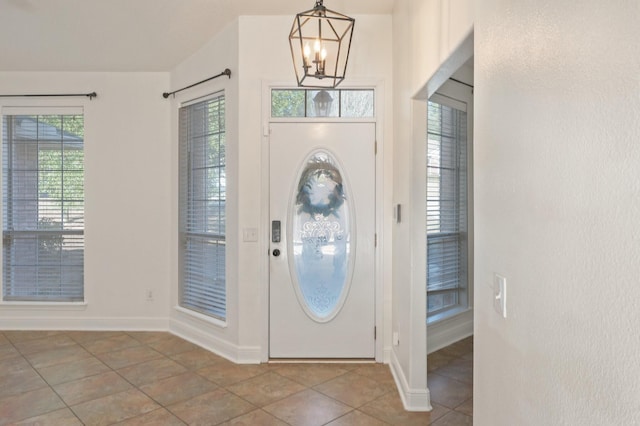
[303,43,311,58]
[321,48,327,60]
[314,39,321,53]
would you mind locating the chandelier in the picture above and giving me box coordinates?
[289,0,355,88]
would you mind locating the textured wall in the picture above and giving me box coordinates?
[474,0,640,424]
[391,0,473,409]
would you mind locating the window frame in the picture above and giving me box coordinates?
[426,80,474,324]
[270,88,375,119]
[2,108,85,303]
[178,91,227,322]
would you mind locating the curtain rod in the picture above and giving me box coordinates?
[449,77,474,89]
[0,92,97,99]
[163,68,231,99]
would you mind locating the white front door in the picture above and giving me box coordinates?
[269,122,376,358]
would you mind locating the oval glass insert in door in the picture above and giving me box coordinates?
[289,150,355,323]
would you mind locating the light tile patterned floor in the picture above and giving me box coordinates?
[0,331,473,425]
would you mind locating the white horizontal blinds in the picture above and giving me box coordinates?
[2,114,84,302]
[179,93,226,320]
[427,98,467,316]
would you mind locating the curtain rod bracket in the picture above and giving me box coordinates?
[163,68,231,99]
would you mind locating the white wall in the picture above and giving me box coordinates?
[0,72,172,330]
[474,0,640,424]
[168,21,242,361]
[168,15,393,363]
[391,0,427,410]
[236,14,393,361]
[0,13,394,367]
[391,0,473,411]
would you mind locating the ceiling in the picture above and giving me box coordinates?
[0,0,394,72]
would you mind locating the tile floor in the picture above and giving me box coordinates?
[0,331,473,425]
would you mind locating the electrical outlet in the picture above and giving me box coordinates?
[145,289,154,302]
[493,274,507,318]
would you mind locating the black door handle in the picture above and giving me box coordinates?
[272,249,281,257]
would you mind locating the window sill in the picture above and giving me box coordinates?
[427,306,471,326]
[174,305,227,329]
[0,301,88,311]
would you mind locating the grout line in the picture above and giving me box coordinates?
[2,331,471,424]
[9,342,84,425]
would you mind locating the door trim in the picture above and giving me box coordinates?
[260,80,387,363]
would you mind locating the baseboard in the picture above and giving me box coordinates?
[0,316,169,331]
[169,317,261,364]
[427,309,473,354]
[383,346,392,364]
[389,349,432,411]
[0,314,262,364]
[236,345,262,364]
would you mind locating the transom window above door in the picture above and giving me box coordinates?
[271,89,374,118]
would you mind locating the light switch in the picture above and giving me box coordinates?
[493,273,507,318]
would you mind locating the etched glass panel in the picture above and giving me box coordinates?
[341,90,374,118]
[291,151,352,321]
[306,90,339,117]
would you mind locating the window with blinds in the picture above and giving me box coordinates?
[2,113,84,302]
[427,94,468,319]
[179,93,226,320]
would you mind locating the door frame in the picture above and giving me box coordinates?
[259,80,387,362]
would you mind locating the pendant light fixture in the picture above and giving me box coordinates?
[289,0,355,88]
